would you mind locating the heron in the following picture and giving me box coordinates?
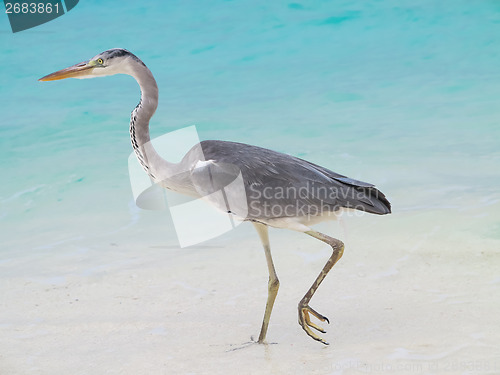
[39,48,391,345]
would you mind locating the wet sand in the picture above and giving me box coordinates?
[2,206,499,374]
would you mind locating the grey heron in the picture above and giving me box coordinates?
[39,48,391,345]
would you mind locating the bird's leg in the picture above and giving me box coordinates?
[253,222,280,344]
[299,230,344,345]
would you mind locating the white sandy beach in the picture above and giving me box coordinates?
[2,202,499,375]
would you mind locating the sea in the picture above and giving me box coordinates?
[1,0,499,266]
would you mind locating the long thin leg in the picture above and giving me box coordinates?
[298,230,344,345]
[253,222,280,343]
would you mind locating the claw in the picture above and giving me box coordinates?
[298,305,330,345]
[306,305,330,325]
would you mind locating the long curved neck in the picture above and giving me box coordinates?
[129,60,173,181]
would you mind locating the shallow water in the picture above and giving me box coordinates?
[1,1,500,374]
[2,0,500,248]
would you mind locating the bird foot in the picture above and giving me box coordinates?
[298,304,330,345]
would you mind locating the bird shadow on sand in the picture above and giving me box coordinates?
[222,337,279,352]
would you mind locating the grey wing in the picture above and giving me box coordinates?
[188,159,250,218]
[199,140,391,219]
[299,158,391,214]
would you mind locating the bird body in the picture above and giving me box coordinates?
[180,140,390,229]
[40,48,391,345]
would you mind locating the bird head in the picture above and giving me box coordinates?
[39,48,141,81]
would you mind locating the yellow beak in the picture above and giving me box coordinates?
[39,60,94,81]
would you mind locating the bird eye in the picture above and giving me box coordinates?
[97,58,104,65]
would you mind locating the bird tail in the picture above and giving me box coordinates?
[300,159,392,215]
[357,186,391,214]
[339,184,391,215]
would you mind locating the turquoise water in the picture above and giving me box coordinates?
[1,0,500,253]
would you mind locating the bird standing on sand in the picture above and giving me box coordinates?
[40,49,391,345]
